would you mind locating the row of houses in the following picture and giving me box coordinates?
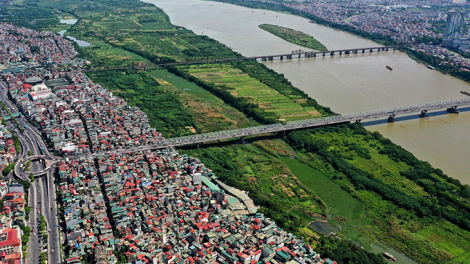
[0,21,338,264]
[59,150,335,264]
[0,23,79,67]
[0,125,17,171]
[0,181,26,264]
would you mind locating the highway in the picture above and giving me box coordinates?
[0,80,61,264]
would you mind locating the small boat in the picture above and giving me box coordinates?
[309,20,316,23]
[427,65,435,70]
[386,65,393,71]
[384,252,397,262]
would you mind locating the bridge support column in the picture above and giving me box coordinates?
[262,57,267,61]
[370,49,373,52]
[385,48,389,51]
[313,53,316,57]
[280,56,283,60]
[268,56,273,61]
[298,54,301,58]
[240,136,245,144]
[345,50,350,55]
[354,50,358,54]
[388,115,396,122]
[355,119,361,123]
[447,106,460,114]
[377,48,381,52]
[330,52,334,56]
[280,130,286,137]
[323,53,326,56]
[287,55,292,59]
[339,51,343,55]
[419,110,428,118]
[362,49,365,53]
[196,143,200,149]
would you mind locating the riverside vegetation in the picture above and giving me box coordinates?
[3,0,470,263]
[259,24,328,51]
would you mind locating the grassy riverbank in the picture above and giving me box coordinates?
[259,24,327,51]
[4,0,470,263]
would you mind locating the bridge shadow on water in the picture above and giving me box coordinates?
[361,106,470,127]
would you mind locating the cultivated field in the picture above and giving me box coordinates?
[186,64,321,121]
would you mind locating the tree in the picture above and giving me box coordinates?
[30,173,34,182]
[27,150,33,156]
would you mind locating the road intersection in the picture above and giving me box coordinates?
[0,80,61,264]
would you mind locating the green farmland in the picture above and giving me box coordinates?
[185,63,321,121]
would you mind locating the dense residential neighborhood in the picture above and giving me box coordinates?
[2,0,470,261]
[237,0,470,72]
[0,23,337,264]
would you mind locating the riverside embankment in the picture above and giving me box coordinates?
[143,0,470,184]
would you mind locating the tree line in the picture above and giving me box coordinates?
[285,124,470,232]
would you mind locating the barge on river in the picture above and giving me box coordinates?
[384,252,397,261]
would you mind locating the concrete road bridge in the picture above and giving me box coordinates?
[20,155,56,177]
[23,97,469,175]
[83,46,401,72]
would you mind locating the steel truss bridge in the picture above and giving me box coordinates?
[49,97,469,165]
[83,46,401,73]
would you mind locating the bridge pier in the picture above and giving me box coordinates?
[370,49,373,52]
[313,53,316,57]
[388,115,396,122]
[280,130,287,137]
[323,53,326,56]
[287,55,292,59]
[196,143,200,149]
[280,56,283,60]
[298,54,301,58]
[354,50,358,54]
[345,50,350,55]
[362,49,365,53]
[262,57,267,61]
[447,106,460,114]
[330,52,334,56]
[268,56,273,61]
[240,136,245,144]
[385,48,389,51]
[355,119,362,123]
[419,110,429,118]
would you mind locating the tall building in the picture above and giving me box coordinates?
[442,11,466,46]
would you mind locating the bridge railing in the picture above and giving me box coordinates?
[46,97,470,164]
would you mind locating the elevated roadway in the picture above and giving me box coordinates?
[0,80,60,264]
[28,97,470,166]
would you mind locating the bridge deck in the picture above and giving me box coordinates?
[53,97,468,163]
